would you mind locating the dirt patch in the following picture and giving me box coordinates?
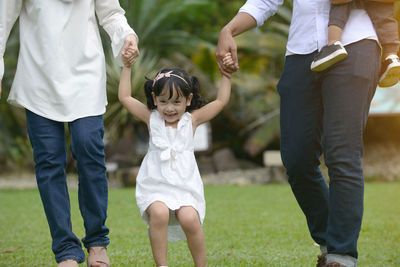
[363,143,400,182]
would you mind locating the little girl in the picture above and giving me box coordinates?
[119,51,234,267]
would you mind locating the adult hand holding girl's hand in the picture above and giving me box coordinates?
[122,48,136,68]
[216,27,239,78]
[122,34,139,67]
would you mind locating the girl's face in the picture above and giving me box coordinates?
[152,86,193,127]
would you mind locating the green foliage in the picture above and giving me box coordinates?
[119,0,216,57]
[0,23,33,171]
[1,0,295,168]
[1,22,19,91]
[1,183,399,265]
[103,0,217,144]
[104,49,159,141]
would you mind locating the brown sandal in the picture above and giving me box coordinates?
[87,246,110,267]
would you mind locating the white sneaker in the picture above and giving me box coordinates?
[311,41,348,72]
[379,54,400,87]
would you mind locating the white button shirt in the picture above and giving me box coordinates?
[0,0,137,122]
[239,0,378,55]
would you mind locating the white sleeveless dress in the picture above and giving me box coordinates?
[135,110,206,242]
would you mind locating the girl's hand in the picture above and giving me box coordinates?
[122,48,136,68]
[222,53,236,75]
[122,34,139,68]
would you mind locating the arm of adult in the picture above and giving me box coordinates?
[95,0,139,66]
[0,0,23,99]
[216,12,257,77]
[122,34,139,66]
[191,53,234,128]
[216,0,284,77]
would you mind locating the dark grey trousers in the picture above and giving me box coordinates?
[277,39,380,259]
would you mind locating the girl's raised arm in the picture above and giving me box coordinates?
[118,66,151,126]
[191,74,231,128]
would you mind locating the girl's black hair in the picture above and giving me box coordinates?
[144,68,206,112]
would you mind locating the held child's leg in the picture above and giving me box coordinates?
[310,2,351,72]
[365,1,400,87]
[328,1,354,44]
[176,206,206,267]
[365,1,399,59]
[147,201,170,267]
[328,25,343,46]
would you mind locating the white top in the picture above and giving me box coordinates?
[239,0,378,55]
[0,0,137,122]
[135,111,206,242]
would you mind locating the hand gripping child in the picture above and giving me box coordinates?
[119,50,235,267]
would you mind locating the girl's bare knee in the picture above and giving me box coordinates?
[177,206,200,233]
[147,201,169,226]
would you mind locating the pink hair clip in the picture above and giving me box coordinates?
[152,71,189,86]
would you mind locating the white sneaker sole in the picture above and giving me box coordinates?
[379,62,400,88]
[311,50,348,72]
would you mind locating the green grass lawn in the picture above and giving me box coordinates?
[0,183,399,266]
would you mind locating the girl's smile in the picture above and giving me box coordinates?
[152,87,192,127]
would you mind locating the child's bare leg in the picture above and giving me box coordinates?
[176,206,206,267]
[328,25,343,45]
[147,201,170,267]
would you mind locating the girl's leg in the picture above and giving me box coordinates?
[176,206,206,267]
[147,201,170,266]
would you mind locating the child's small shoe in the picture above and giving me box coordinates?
[378,54,400,87]
[311,41,348,72]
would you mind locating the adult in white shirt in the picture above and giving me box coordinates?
[216,1,380,266]
[0,1,139,266]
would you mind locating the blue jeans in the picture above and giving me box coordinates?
[26,110,110,264]
[277,40,379,260]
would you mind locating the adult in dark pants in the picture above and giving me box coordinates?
[0,0,139,266]
[216,1,380,266]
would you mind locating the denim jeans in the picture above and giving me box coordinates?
[26,110,110,264]
[277,40,379,262]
